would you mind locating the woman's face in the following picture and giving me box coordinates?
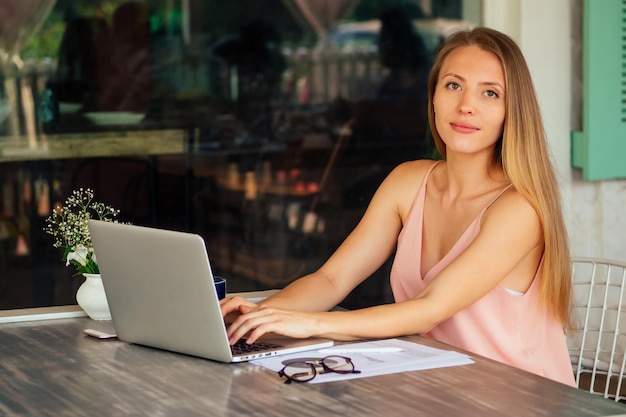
[432,45,505,158]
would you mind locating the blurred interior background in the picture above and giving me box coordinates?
[0,0,482,310]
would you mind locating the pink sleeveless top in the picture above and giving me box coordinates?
[390,162,575,386]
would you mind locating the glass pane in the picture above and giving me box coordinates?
[0,0,481,310]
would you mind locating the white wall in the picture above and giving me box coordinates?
[482,0,626,261]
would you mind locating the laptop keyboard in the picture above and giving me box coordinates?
[231,339,283,355]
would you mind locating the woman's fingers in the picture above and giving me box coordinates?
[220,296,257,323]
[226,307,318,345]
[227,306,276,344]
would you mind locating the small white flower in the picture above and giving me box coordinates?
[44,188,121,274]
[66,244,89,267]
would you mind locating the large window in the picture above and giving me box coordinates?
[0,0,481,310]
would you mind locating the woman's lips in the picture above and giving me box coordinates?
[450,122,479,134]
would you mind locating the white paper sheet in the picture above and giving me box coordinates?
[251,338,474,384]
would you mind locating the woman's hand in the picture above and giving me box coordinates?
[225,305,323,345]
[220,295,258,324]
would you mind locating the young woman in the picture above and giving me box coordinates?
[221,27,575,386]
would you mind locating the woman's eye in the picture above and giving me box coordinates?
[484,90,499,98]
[446,82,460,90]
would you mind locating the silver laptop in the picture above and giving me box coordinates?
[88,219,333,362]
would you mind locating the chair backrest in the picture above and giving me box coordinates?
[568,257,626,402]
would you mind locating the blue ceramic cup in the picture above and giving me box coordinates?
[214,276,226,300]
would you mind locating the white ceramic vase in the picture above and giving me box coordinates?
[76,273,112,320]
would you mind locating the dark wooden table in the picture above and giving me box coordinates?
[1,313,625,417]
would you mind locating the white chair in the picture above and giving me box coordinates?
[568,257,626,402]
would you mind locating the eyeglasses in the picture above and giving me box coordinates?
[277,355,361,384]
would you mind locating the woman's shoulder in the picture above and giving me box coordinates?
[383,159,439,190]
[378,159,439,217]
[482,185,541,234]
[491,185,534,212]
[389,159,439,180]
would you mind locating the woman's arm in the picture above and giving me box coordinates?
[226,187,544,344]
[220,161,430,318]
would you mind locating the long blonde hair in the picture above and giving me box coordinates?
[427,28,572,328]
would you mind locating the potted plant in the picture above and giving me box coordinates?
[44,188,121,319]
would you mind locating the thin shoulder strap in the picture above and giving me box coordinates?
[422,160,441,186]
[414,160,441,201]
[480,183,514,215]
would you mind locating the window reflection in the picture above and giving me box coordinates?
[0,0,480,310]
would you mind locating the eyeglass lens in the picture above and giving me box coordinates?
[279,355,360,384]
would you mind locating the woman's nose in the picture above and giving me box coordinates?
[458,93,474,114]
